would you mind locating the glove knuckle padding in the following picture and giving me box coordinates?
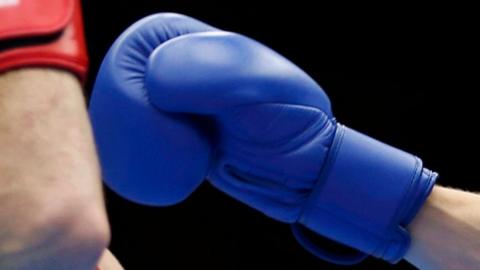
[146,32,333,115]
[90,13,219,205]
[90,13,438,266]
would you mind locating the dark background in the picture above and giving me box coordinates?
[82,1,478,269]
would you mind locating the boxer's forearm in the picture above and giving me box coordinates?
[405,186,480,270]
[0,68,110,269]
[97,249,125,270]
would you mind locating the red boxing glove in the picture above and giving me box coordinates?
[0,0,88,81]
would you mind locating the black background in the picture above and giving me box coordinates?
[82,1,478,269]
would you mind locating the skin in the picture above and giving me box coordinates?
[405,186,480,270]
[97,249,125,270]
[0,68,121,269]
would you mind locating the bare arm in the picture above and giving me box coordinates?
[97,250,124,270]
[405,186,480,270]
[0,68,110,269]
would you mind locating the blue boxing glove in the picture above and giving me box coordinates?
[89,13,438,265]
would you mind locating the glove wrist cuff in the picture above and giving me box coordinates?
[295,123,437,264]
[0,0,88,82]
